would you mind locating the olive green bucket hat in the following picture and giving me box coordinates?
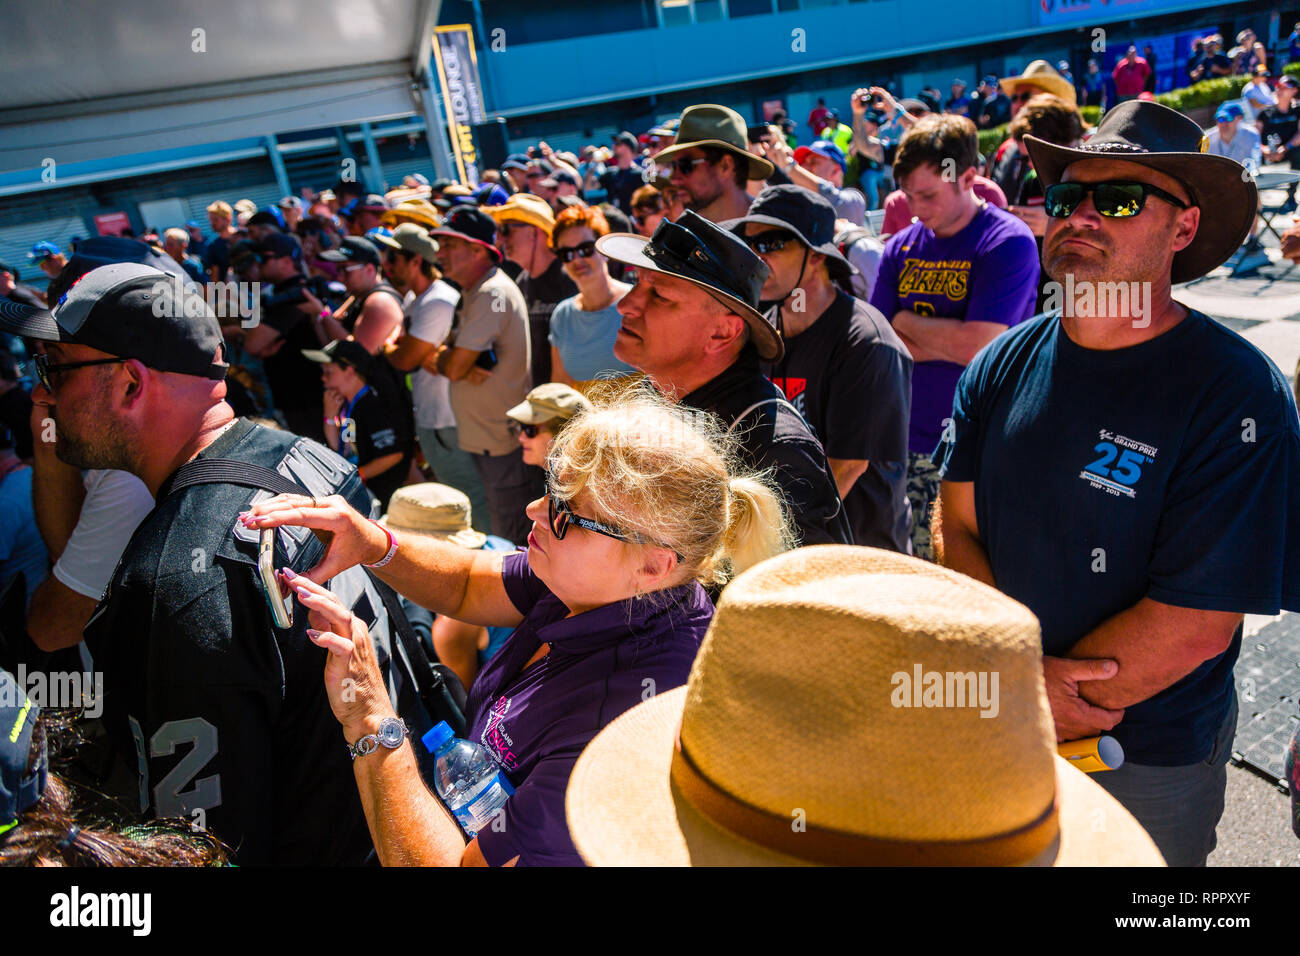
[652,104,775,181]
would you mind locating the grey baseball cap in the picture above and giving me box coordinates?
[0,262,228,380]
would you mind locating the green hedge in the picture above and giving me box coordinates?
[975,76,1247,156]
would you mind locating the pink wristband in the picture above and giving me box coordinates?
[365,519,397,568]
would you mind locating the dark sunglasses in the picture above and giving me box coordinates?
[669,156,713,175]
[1011,91,1035,104]
[1044,181,1189,219]
[509,421,543,438]
[33,353,128,392]
[546,483,682,559]
[646,218,734,289]
[742,230,795,255]
[554,241,597,263]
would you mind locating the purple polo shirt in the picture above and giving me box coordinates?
[468,551,712,866]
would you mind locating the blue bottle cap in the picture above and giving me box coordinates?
[422,721,454,753]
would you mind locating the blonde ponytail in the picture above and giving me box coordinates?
[698,475,794,585]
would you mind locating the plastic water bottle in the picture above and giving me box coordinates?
[422,721,515,837]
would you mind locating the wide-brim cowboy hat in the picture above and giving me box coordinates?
[380,199,442,231]
[1025,99,1258,284]
[651,104,775,181]
[597,212,784,362]
[566,545,1165,867]
[1001,60,1077,105]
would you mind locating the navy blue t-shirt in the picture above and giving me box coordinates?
[934,310,1300,765]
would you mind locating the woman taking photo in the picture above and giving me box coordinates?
[240,391,791,866]
[507,382,589,468]
[547,205,637,388]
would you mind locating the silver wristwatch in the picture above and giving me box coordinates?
[348,716,409,760]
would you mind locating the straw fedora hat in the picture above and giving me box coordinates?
[379,483,486,550]
[566,545,1164,866]
[381,199,442,232]
[1001,60,1077,105]
[487,193,557,239]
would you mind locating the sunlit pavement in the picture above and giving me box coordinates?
[1171,164,1300,866]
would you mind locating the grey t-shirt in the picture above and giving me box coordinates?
[447,267,533,456]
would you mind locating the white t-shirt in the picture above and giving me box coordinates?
[53,469,154,599]
[404,279,460,431]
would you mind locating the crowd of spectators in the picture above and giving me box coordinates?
[1,19,1298,869]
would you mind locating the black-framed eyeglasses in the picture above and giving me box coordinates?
[509,421,543,438]
[669,156,714,175]
[33,353,127,392]
[742,230,795,255]
[1044,180,1189,219]
[546,482,682,559]
[554,241,597,263]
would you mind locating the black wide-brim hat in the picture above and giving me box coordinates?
[597,210,784,363]
[723,184,858,282]
[1024,100,1258,284]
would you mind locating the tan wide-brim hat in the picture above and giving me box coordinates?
[379,482,486,550]
[652,104,775,181]
[1001,60,1078,105]
[566,545,1164,867]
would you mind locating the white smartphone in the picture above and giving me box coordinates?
[258,526,293,630]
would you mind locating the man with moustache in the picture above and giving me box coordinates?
[931,101,1300,866]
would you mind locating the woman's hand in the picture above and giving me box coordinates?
[240,493,390,584]
[285,568,396,739]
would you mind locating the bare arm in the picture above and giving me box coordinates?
[550,347,576,388]
[241,322,283,358]
[28,576,98,651]
[432,616,485,690]
[30,405,84,560]
[358,452,403,483]
[891,311,1008,366]
[827,458,869,500]
[241,495,524,628]
[437,345,485,383]
[386,335,437,373]
[352,297,404,353]
[931,480,995,587]
[894,328,947,364]
[1066,599,1242,710]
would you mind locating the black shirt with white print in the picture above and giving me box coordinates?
[765,291,913,552]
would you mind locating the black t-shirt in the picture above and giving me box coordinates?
[518,258,577,387]
[260,275,325,432]
[765,292,913,552]
[202,235,231,280]
[0,386,34,459]
[341,386,413,510]
[599,165,645,212]
[1259,104,1300,164]
[975,93,1010,128]
[682,349,851,547]
[83,419,378,864]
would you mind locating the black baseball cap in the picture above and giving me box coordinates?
[300,338,376,380]
[0,262,228,380]
[319,236,382,267]
[612,131,638,150]
[256,232,303,262]
[428,207,502,263]
[1,667,46,835]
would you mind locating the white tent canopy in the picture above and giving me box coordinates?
[0,0,448,174]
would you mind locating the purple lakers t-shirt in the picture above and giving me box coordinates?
[869,202,1039,453]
